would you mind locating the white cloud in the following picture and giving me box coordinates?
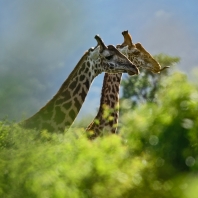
[155,10,171,19]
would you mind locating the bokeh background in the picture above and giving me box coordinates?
[1,0,198,121]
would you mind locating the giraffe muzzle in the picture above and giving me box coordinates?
[127,64,140,76]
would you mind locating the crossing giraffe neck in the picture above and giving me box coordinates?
[86,73,121,137]
[20,35,138,132]
[86,31,167,138]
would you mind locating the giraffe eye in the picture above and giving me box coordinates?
[105,55,114,60]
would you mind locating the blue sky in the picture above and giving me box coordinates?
[0,0,198,122]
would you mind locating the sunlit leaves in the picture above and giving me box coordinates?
[0,72,198,197]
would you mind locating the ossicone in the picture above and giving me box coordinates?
[94,35,108,52]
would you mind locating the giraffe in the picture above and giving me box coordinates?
[20,35,139,132]
[86,31,169,138]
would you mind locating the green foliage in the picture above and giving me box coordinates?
[0,72,198,197]
[0,124,149,198]
[153,53,180,68]
[120,72,198,197]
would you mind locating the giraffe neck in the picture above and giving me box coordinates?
[86,47,129,137]
[86,32,162,138]
[21,51,102,132]
[86,45,160,138]
[86,47,141,137]
[86,73,122,137]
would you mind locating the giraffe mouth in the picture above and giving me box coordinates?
[151,66,170,73]
[128,72,137,76]
[127,67,140,76]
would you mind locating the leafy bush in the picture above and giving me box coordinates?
[0,72,198,198]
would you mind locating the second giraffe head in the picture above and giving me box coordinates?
[117,30,164,73]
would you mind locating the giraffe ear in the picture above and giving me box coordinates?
[95,35,108,53]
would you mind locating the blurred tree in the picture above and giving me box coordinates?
[1,71,198,198]
[120,72,198,176]
[0,0,88,121]
[121,53,180,107]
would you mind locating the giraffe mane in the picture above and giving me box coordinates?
[39,51,90,112]
[57,51,89,95]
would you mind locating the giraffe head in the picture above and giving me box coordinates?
[117,30,169,73]
[88,35,139,76]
